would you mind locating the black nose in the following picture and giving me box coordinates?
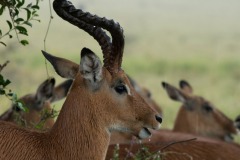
[155,115,162,123]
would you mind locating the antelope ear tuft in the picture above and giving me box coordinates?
[80,48,103,90]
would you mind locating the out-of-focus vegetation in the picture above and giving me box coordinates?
[0,0,41,46]
[0,0,240,142]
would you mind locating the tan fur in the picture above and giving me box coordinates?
[0,65,161,159]
[0,79,71,130]
[163,81,237,142]
[106,130,240,160]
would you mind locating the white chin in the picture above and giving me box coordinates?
[138,128,152,139]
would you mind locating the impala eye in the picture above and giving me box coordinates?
[203,104,213,112]
[115,85,127,95]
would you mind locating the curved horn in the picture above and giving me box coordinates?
[53,0,112,72]
[53,0,124,74]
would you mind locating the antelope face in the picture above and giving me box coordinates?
[43,48,162,139]
[10,78,55,127]
[162,80,237,141]
[104,72,162,139]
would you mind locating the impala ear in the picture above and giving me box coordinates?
[35,78,55,109]
[179,80,193,94]
[80,48,103,89]
[162,82,187,103]
[50,79,73,103]
[42,50,79,79]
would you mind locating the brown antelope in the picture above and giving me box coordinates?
[0,0,162,159]
[106,130,240,160]
[162,80,238,142]
[0,78,72,129]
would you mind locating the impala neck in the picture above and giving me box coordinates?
[173,106,197,133]
[50,75,110,159]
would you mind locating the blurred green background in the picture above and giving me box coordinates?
[1,0,240,142]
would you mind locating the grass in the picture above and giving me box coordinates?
[1,0,240,143]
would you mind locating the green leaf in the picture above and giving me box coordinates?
[14,9,19,16]
[31,5,40,10]
[24,21,32,27]
[0,42,7,46]
[16,102,27,112]
[0,89,5,95]
[16,0,25,8]
[20,40,29,46]
[7,92,13,97]
[16,26,28,36]
[15,18,24,23]
[27,3,32,8]
[24,8,31,20]
[0,5,5,15]
[12,93,18,101]
[6,20,12,29]
[0,74,4,83]
[3,79,11,87]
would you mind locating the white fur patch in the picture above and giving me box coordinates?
[80,54,102,89]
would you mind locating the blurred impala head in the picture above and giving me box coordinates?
[162,80,237,142]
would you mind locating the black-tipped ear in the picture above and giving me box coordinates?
[162,81,187,103]
[179,80,193,94]
[36,78,55,99]
[80,48,103,90]
[42,50,79,79]
[81,47,95,57]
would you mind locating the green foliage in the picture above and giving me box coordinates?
[112,144,162,160]
[0,0,41,46]
[0,74,27,112]
[34,107,58,130]
[0,61,28,114]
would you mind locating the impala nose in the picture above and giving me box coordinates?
[155,115,162,123]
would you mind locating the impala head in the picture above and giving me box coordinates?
[14,78,55,112]
[162,80,237,142]
[43,0,162,139]
[0,78,72,128]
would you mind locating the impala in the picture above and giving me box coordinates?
[162,80,238,142]
[0,0,161,159]
[0,78,72,129]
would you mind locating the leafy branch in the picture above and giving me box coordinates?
[0,0,41,46]
[0,61,27,112]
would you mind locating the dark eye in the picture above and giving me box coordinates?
[203,104,213,112]
[146,91,151,98]
[115,85,127,95]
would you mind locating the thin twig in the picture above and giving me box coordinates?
[43,0,53,78]
[8,7,20,42]
[160,138,197,151]
[0,60,10,72]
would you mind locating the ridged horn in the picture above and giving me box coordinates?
[53,0,124,74]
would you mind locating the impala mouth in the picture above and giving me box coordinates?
[138,127,152,139]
